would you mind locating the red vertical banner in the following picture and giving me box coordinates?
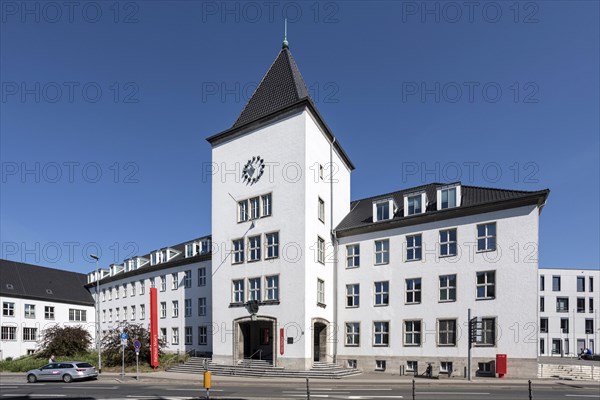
[149,288,159,368]
[279,328,284,355]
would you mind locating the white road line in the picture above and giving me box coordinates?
[565,395,600,398]
[29,395,67,398]
[62,386,119,389]
[417,392,490,395]
[348,396,404,399]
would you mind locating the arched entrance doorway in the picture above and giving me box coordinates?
[234,316,277,366]
[312,318,329,363]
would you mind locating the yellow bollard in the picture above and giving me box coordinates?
[203,371,211,399]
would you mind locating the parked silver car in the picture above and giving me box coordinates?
[26,361,98,383]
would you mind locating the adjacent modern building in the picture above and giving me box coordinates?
[0,260,95,360]
[538,268,599,357]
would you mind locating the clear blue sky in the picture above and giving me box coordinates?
[1,1,598,273]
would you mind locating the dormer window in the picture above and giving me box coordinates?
[373,198,395,222]
[151,249,170,265]
[437,184,461,210]
[185,240,210,258]
[404,192,426,216]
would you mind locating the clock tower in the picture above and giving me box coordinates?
[206,42,353,369]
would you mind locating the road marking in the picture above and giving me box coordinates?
[62,386,119,389]
[565,395,600,398]
[417,392,490,395]
[29,395,67,398]
[348,396,404,399]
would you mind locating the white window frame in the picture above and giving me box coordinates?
[404,192,426,216]
[23,327,37,341]
[198,326,208,345]
[265,232,279,259]
[374,239,389,265]
[248,277,261,301]
[232,239,245,264]
[172,300,179,318]
[160,302,166,318]
[24,304,35,318]
[404,320,422,346]
[248,235,261,262]
[438,319,457,346]
[317,278,325,305]
[171,327,179,345]
[233,280,245,304]
[184,270,192,288]
[198,267,206,286]
[374,281,389,306]
[265,275,279,301]
[345,322,360,346]
[140,304,145,320]
[406,278,422,304]
[318,197,325,222]
[476,270,496,300]
[198,297,207,316]
[238,199,249,222]
[346,284,360,308]
[160,275,166,292]
[171,273,179,290]
[439,228,457,257]
[3,302,15,317]
[346,244,360,268]
[477,222,497,252]
[477,318,496,346]
[317,236,325,264]
[185,326,193,345]
[184,299,192,317]
[139,280,145,295]
[439,274,457,302]
[261,193,272,217]
[406,234,422,261]
[44,306,54,319]
[437,185,460,210]
[373,321,389,346]
[249,197,260,220]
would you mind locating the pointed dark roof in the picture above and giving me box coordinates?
[335,183,550,236]
[232,48,310,129]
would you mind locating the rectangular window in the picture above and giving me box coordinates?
[540,275,545,291]
[171,328,179,345]
[115,307,120,321]
[101,289,105,301]
[44,306,55,319]
[249,277,261,301]
[552,275,561,291]
[318,197,325,222]
[233,280,245,304]
[2,302,15,317]
[476,271,496,299]
[102,310,106,323]
[438,320,457,346]
[374,239,389,265]
[345,322,360,346]
[406,278,422,304]
[589,277,594,292]
[556,297,569,312]
[439,274,457,302]
[346,244,360,268]
[198,267,206,286]
[184,299,192,317]
[404,320,421,346]
[108,309,112,322]
[123,284,127,297]
[1,326,16,340]
[406,234,422,261]
[140,304,145,320]
[238,199,248,222]
[184,270,192,288]
[265,232,279,259]
[407,361,418,373]
[250,197,260,220]
[376,201,390,221]
[185,327,193,345]
[24,304,35,318]
[198,326,208,345]
[577,297,585,313]
[374,281,389,306]
[198,297,207,316]
[560,318,569,334]
[123,306,128,320]
[585,319,594,334]
[407,194,422,215]
[317,279,325,305]
[159,328,166,342]
[160,302,166,318]
[540,296,545,312]
[248,235,261,262]
[233,239,245,264]
[131,305,136,320]
[23,327,37,341]
[440,361,453,374]
[261,193,272,217]
[150,278,155,288]
[540,338,545,355]
[479,318,496,345]
[346,284,360,308]
[375,360,386,371]
[68,309,86,322]
[441,187,457,209]
[139,280,145,295]
[115,286,119,299]
[373,321,389,346]
[590,298,594,313]
[577,276,585,292]
[172,273,179,290]
[265,275,279,301]
[317,236,325,264]
[131,282,136,296]
[439,229,457,257]
[160,275,166,292]
[477,222,496,252]
[347,360,357,369]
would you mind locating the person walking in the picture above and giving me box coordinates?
[49,355,56,363]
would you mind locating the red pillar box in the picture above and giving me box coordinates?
[496,354,507,378]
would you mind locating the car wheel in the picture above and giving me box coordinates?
[62,374,73,383]
[27,374,37,383]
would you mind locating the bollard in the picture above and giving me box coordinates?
[528,379,532,400]
[412,379,415,400]
[203,371,212,399]
[306,377,310,400]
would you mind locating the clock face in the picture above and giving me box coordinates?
[242,156,265,185]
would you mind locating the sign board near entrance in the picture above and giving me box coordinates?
[279,328,284,355]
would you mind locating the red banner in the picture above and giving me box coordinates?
[149,288,159,368]
[279,328,284,355]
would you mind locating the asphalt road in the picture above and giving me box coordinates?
[0,377,598,399]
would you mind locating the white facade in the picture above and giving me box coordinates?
[0,296,95,360]
[538,268,599,357]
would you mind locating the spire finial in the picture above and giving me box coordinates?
[282,18,289,49]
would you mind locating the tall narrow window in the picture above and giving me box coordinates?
[199,326,208,345]
[404,320,421,346]
[249,277,261,301]
[185,327,193,345]
[233,239,245,264]
[540,296,545,312]
[198,297,207,316]
[238,199,249,222]
[376,201,390,221]
[540,318,548,333]
[318,197,325,222]
[373,321,389,346]
[374,239,389,265]
[439,229,457,257]
[172,273,179,290]
[317,279,325,305]
[346,284,360,308]
[184,270,192,288]
[406,278,422,304]
[266,275,279,301]
[439,274,457,302]
[265,232,279,259]
[552,276,561,291]
[184,299,192,317]
[171,328,179,345]
[317,237,325,264]
[540,275,545,291]
[479,318,496,345]
[249,197,260,220]
[577,276,585,292]
[233,280,245,304]
[198,267,207,286]
[374,281,389,306]
[476,271,496,299]
[346,244,360,268]
[438,320,456,346]
[477,223,496,252]
[248,235,261,262]
[172,301,179,318]
[589,276,594,292]
[261,193,272,217]
[441,187,457,209]
[406,234,422,261]
[345,323,360,346]
[407,194,422,215]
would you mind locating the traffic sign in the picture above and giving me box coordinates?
[120,332,128,340]
[134,339,141,350]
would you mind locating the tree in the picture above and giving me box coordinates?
[38,325,92,358]
[101,323,166,367]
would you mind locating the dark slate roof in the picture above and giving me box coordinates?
[86,235,212,287]
[0,259,94,306]
[335,183,550,236]
[232,48,310,129]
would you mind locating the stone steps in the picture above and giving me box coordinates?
[538,363,600,381]
[167,357,362,379]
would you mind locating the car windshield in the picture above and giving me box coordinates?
[76,363,93,368]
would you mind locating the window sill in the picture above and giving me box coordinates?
[374,304,389,307]
[403,344,421,347]
[439,254,457,258]
[437,344,457,347]
[405,258,422,262]
[405,302,421,305]
[476,249,496,254]
[346,266,360,269]
[476,297,495,301]
[439,299,456,303]
[374,263,389,266]
[346,305,359,309]
[373,344,389,347]
[345,344,360,347]
[317,302,327,308]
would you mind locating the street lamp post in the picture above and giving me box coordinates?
[90,254,102,373]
